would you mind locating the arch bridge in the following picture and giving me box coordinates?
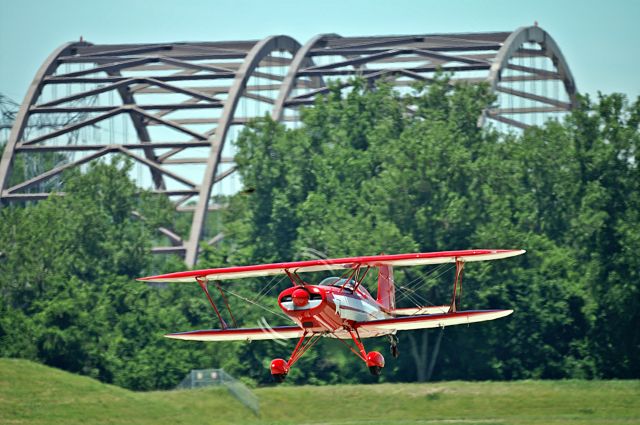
[0,26,577,266]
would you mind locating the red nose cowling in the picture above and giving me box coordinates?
[292,288,310,307]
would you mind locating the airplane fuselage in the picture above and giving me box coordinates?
[277,282,391,337]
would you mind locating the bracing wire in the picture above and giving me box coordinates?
[398,286,429,307]
[253,274,288,305]
[395,273,428,298]
[396,262,450,295]
[394,263,455,306]
[221,286,291,322]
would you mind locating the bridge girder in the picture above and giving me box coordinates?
[0,26,577,266]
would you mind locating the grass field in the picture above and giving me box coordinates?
[1,358,638,425]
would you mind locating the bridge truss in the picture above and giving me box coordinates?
[0,26,577,266]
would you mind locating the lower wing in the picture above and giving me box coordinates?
[165,325,304,342]
[391,305,450,315]
[356,309,512,333]
[166,310,511,341]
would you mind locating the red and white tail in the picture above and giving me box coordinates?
[376,265,395,310]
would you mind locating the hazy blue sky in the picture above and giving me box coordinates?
[1,0,638,103]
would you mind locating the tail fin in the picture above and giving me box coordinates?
[376,265,395,310]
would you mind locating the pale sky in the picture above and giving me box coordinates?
[0,0,638,103]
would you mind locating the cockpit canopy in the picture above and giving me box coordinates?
[319,277,372,297]
[319,277,356,290]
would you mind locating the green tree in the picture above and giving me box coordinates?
[2,78,637,389]
[220,78,639,382]
[0,158,211,389]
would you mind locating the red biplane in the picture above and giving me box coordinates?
[138,249,524,381]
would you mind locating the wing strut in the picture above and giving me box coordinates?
[284,269,306,286]
[196,276,228,329]
[214,281,238,328]
[350,265,371,293]
[449,259,465,313]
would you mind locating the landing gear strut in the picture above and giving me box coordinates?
[270,329,389,381]
[334,329,386,376]
[388,333,400,359]
[270,332,322,383]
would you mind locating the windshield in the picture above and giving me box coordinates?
[319,277,356,291]
[319,277,372,297]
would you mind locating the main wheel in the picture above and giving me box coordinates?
[368,365,382,376]
[272,373,287,383]
[270,358,289,382]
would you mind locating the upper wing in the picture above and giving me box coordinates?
[138,249,525,283]
[356,309,513,334]
[165,325,304,342]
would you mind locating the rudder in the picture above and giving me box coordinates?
[376,265,395,310]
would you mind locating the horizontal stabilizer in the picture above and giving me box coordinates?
[166,325,305,342]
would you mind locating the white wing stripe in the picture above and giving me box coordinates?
[165,326,304,342]
[357,310,513,332]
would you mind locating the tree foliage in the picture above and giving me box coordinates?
[0,159,215,389]
[1,78,638,389]
[221,77,639,381]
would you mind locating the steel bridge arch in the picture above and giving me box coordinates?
[185,34,303,265]
[488,26,577,101]
[1,26,579,266]
[272,33,340,121]
[480,25,578,127]
[0,41,83,194]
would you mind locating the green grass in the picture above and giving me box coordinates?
[1,359,639,425]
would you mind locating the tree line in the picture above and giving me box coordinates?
[0,76,638,389]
